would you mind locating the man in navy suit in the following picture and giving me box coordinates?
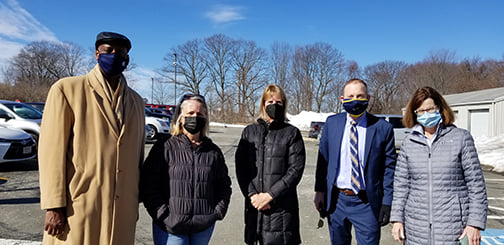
[314,78,396,245]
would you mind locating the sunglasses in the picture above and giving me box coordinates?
[181,93,206,104]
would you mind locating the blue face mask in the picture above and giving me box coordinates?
[98,53,128,76]
[342,98,368,117]
[417,110,442,128]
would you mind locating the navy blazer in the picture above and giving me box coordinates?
[315,112,396,218]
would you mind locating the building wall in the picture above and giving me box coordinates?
[451,103,493,137]
[495,100,504,136]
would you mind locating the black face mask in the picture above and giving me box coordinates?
[266,104,284,121]
[183,116,206,135]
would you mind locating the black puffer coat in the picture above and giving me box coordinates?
[140,134,232,235]
[236,119,306,245]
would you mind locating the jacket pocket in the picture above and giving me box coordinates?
[458,194,469,227]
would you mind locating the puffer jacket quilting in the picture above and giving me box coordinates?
[236,119,306,245]
[140,134,232,235]
[390,124,487,245]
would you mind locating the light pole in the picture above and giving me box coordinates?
[151,77,154,104]
[173,53,177,105]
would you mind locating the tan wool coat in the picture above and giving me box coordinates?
[38,65,145,245]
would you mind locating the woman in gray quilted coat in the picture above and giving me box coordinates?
[390,87,487,245]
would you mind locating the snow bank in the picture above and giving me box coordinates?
[287,111,335,131]
[474,135,504,173]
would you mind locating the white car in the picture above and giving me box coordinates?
[0,127,36,163]
[0,100,42,142]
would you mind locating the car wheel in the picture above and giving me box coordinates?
[146,124,157,141]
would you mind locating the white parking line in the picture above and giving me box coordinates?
[490,206,504,212]
[488,215,504,220]
[486,179,504,182]
[0,238,40,245]
[488,197,504,200]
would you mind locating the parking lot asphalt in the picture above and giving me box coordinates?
[0,125,503,244]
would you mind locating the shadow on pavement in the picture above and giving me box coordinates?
[0,197,40,205]
[0,159,39,172]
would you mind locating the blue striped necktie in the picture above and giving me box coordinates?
[350,120,363,194]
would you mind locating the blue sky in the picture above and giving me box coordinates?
[1,0,503,99]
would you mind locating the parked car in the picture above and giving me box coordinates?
[375,114,410,150]
[0,100,42,142]
[25,102,46,113]
[145,108,171,140]
[308,121,325,138]
[149,107,173,118]
[0,126,37,163]
[145,124,155,142]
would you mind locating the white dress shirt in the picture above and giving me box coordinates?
[336,112,367,190]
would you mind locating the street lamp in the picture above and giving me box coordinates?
[173,53,177,105]
[151,77,154,104]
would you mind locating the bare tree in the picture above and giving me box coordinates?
[422,49,459,94]
[271,41,292,89]
[364,60,408,114]
[204,34,235,122]
[289,43,345,113]
[231,39,268,122]
[311,43,345,113]
[457,57,504,92]
[152,78,172,104]
[161,39,208,95]
[291,45,317,113]
[3,41,87,101]
[60,42,87,76]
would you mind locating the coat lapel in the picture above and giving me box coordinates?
[364,116,377,169]
[87,65,120,138]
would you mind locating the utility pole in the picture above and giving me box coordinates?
[151,77,154,104]
[173,53,177,105]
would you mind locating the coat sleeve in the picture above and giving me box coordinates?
[460,131,487,230]
[268,128,306,200]
[235,127,259,197]
[139,137,170,223]
[213,148,232,220]
[390,146,409,223]
[382,124,397,206]
[315,119,330,193]
[38,83,74,210]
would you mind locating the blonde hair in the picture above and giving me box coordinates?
[259,84,288,121]
[170,94,209,137]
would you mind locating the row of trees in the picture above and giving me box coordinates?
[2,35,504,124]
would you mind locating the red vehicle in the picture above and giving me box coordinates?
[145,104,176,115]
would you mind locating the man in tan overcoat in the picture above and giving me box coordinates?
[38,31,145,245]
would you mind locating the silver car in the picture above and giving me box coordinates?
[0,127,36,163]
[375,114,410,150]
[0,100,42,142]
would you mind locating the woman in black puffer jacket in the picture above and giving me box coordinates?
[140,94,232,245]
[236,84,306,245]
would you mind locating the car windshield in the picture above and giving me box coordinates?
[3,103,43,119]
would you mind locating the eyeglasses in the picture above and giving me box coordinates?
[97,45,128,57]
[414,106,438,115]
[181,93,206,104]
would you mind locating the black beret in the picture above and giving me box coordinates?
[95,32,131,51]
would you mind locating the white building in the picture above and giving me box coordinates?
[443,87,504,137]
